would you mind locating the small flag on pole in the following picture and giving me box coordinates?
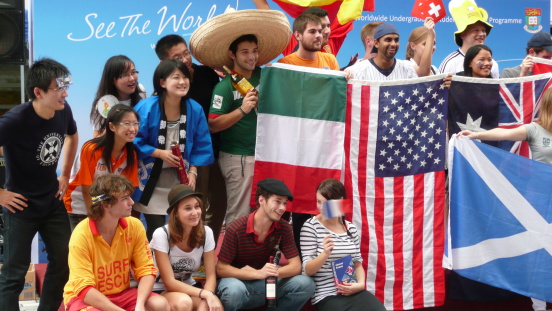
[321,199,352,220]
[411,0,447,23]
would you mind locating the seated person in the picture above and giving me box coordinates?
[150,184,222,311]
[63,174,169,311]
[300,179,386,311]
[216,178,315,311]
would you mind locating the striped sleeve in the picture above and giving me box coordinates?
[217,218,242,264]
[300,217,319,271]
[439,50,462,74]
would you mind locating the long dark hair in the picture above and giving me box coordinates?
[90,55,142,130]
[153,59,191,104]
[88,104,138,173]
[463,44,493,77]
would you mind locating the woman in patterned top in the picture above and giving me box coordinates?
[133,60,213,240]
[300,179,386,311]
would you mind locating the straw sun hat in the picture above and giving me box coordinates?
[190,9,291,70]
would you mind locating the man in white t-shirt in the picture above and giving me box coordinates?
[439,0,499,78]
[347,22,420,81]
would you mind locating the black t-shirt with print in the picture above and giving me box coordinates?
[0,101,77,219]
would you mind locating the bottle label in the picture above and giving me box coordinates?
[236,79,255,95]
[266,282,276,299]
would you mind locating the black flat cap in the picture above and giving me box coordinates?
[258,178,294,201]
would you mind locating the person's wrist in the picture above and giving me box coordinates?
[239,107,248,115]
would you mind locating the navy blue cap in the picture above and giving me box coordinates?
[258,178,294,201]
[527,31,552,53]
[371,22,399,53]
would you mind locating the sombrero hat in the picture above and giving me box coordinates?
[190,9,291,70]
[449,0,493,47]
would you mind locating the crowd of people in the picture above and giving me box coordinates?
[1,0,551,310]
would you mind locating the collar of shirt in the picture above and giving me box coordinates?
[246,210,281,245]
[89,217,128,235]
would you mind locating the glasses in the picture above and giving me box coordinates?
[48,85,70,92]
[172,50,191,61]
[48,76,73,92]
[118,70,139,80]
[116,122,140,127]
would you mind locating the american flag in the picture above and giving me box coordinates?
[344,75,448,310]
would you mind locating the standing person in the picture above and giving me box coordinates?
[0,58,79,310]
[347,22,422,81]
[150,185,222,311]
[216,178,315,311]
[133,60,214,241]
[90,55,146,137]
[501,31,552,78]
[460,87,552,311]
[278,13,340,70]
[63,174,170,311]
[406,18,440,76]
[300,179,386,311]
[155,34,227,241]
[357,22,383,63]
[439,0,499,78]
[64,104,139,230]
[190,9,290,227]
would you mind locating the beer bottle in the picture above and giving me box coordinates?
[222,65,258,96]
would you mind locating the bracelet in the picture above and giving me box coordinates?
[189,170,198,177]
[199,289,204,299]
[238,107,247,115]
[475,132,479,139]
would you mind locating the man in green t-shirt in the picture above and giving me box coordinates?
[190,9,291,229]
[208,34,261,226]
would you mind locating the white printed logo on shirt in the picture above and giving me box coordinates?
[213,95,223,109]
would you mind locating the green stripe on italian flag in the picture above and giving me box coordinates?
[252,63,347,214]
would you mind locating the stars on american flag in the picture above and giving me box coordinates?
[375,80,448,177]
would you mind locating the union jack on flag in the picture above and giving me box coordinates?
[448,74,552,158]
[498,75,552,157]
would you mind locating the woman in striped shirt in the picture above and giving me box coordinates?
[300,179,386,311]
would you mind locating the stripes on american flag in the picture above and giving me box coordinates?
[344,75,447,310]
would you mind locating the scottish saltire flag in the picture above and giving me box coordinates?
[446,135,552,302]
[252,63,347,214]
[344,75,448,310]
[449,74,552,157]
[532,57,552,75]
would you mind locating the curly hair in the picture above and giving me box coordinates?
[88,174,134,220]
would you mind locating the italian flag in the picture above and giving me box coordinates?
[252,63,347,214]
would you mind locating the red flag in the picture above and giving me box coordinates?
[532,57,552,75]
[411,0,446,23]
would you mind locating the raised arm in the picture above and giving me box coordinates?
[415,17,435,77]
[253,0,271,9]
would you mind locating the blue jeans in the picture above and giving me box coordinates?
[217,275,315,311]
[0,201,71,311]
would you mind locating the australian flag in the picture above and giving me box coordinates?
[448,74,552,157]
[446,136,552,302]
